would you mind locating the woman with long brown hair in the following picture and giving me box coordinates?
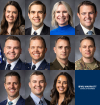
[50,72,75,105]
[0,1,25,35]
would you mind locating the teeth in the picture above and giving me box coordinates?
[85,20,91,22]
[34,54,39,55]
[59,88,64,91]
[10,90,15,92]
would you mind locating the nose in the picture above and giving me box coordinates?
[62,47,66,52]
[34,12,38,17]
[34,47,38,52]
[10,48,14,52]
[60,12,64,17]
[37,82,40,86]
[10,83,14,88]
[9,12,13,16]
[86,13,90,18]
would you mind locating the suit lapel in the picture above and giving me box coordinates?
[16,96,25,105]
[0,61,6,70]
[13,59,22,70]
[75,24,84,35]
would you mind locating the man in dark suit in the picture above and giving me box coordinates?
[0,71,25,105]
[0,36,27,70]
[25,71,50,105]
[75,1,100,35]
[25,1,50,35]
[50,36,75,70]
[27,36,50,70]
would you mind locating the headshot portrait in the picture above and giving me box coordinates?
[25,70,50,105]
[75,35,100,70]
[50,70,75,105]
[0,35,28,70]
[25,0,50,35]
[0,0,25,35]
[50,0,75,35]
[0,70,25,104]
[50,35,75,70]
[75,0,100,35]
[25,35,50,70]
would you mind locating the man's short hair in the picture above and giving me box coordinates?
[4,71,21,83]
[28,0,46,14]
[5,36,21,47]
[30,71,46,82]
[80,37,95,47]
[29,36,46,48]
[78,1,97,13]
[55,36,71,46]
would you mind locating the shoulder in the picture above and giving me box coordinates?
[19,25,25,35]
[0,99,7,105]
[94,27,100,35]
[69,98,75,105]
[41,59,50,70]
[50,28,58,35]
[68,61,75,70]
[75,58,83,70]
[44,98,50,105]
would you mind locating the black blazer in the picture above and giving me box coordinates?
[25,24,50,35]
[25,95,50,105]
[75,24,100,35]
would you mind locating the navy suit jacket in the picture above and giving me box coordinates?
[0,59,28,70]
[25,24,50,35]
[26,59,50,70]
[75,24,100,35]
[0,96,25,105]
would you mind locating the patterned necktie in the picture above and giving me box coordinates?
[8,101,13,105]
[6,64,11,70]
[32,65,36,70]
[33,31,37,35]
[87,31,93,35]
[39,100,43,105]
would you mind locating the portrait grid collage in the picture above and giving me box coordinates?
[0,0,100,105]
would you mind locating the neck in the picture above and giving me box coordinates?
[7,23,14,34]
[57,58,68,65]
[8,94,19,101]
[82,57,94,63]
[32,23,43,30]
[58,94,65,105]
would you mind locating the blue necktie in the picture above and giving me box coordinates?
[8,101,13,105]
[32,65,36,70]
[87,31,93,35]
[6,64,11,70]
[39,100,43,105]
[33,31,37,35]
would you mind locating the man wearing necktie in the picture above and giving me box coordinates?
[75,36,100,70]
[75,1,100,35]
[25,71,50,105]
[0,71,25,105]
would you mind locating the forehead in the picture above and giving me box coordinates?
[30,39,44,46]
[56,4,67,11]
[57,75,67,81]
[5,76,19,82]
[56,39,70,46]
[30,75,45,81]
[30,4,43,11]
[80,39,94,45]
[6,5,17,11]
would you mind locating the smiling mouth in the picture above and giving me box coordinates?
[34,19,40,22]
[9,89,16,93]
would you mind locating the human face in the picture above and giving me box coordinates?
[4,76,21,100]
[54,39,71,62]
[79,39,96,59]
[5,5,18,24]
[77,5,97,30]
[56,75,68,94]
[55,4,69,27]
[28,39,47,64]
[28,5,46,30]
[29,75,47,98]
[4,40,22,64]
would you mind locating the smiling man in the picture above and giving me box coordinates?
[50,36,75,70]
[25,0,50,35]
[75,37,100,70]
[0,36,27,70]
[0,71,25,105]
[75,1,100,35]
[25,71,50,105]
[28,36,50,70]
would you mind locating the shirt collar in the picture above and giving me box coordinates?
[7,95,20,105]
[6,58,19,70]
[80,23,95,35]
[31,24,44,35]
[31,59,44,70]
[57,59,68,68]
[30,92,44,104]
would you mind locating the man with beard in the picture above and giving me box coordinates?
[75,37,100,70]
[50,36,75,70]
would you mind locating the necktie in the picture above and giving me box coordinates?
[87,31,93,35]
[8,101,13,105]
[64,66,68,70]
[6,64,11,70]
[32,65,36,70]
[39,100,43,105]
[33,31,37,35]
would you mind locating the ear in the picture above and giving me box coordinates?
[94,47,96,52]
[44,13,46,19]
[28,13,30,19]
[29,82,31,88]
[45,82,47,88]
[4,47,5,54]
[79,47,81,53]
[95,11,97,17]
[53,47,56,54]
[77,13,80,19]
[69,47,71,53]
[45,48,47,53]
[4,83,6,89]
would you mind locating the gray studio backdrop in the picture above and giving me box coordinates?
[0,35,25,62]
[25,0,50,29]
[50,0,75,30]
[50,35,75,63]
[25,70,75,101]
[75,0,100,29]
[25,35,50,63]
[75,35,100,61]
[0,70,25,102]
[0,0,25,23]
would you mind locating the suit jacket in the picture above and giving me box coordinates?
[25,95,50,105]
[25,24,50,35]
[75,24,100,35]
[0,96,25,105]
[50,59,75,70]
[0,59,28,70]
[26,59,50,70]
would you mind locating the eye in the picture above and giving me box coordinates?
[38,11,43,14]
[89,12,94,15]
[13,11,17,14]
[63,11,67,13]
[81,13,86,15]
[56,11,60,13]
